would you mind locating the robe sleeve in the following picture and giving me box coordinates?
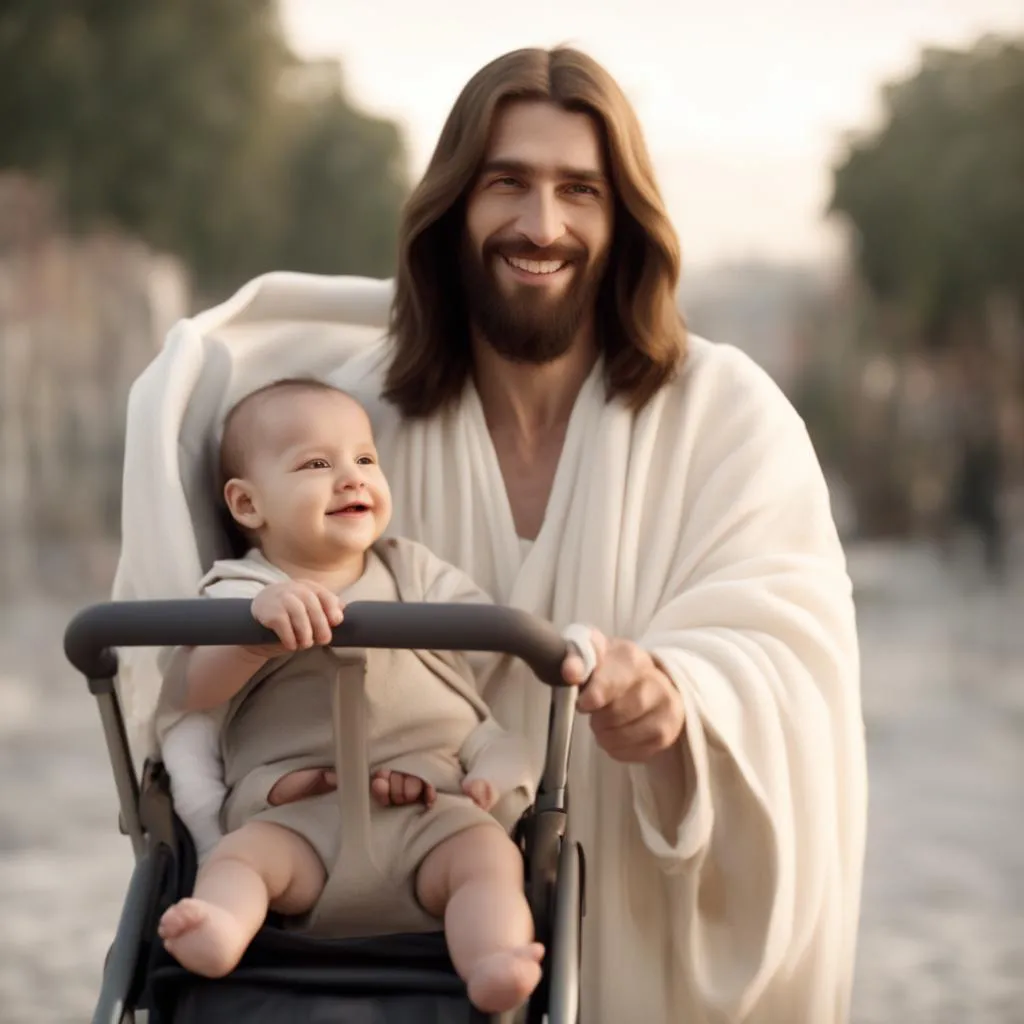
[626,353,865,1007]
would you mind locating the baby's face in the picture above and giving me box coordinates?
[240,390,392,562]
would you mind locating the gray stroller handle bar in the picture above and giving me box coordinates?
[63,599,571,687]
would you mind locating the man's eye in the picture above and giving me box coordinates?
[567,183,598,196]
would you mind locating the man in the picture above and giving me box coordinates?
[118,45,866,1024]
[329,46,867,1024]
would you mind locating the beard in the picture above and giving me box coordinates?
[460,233,607,365]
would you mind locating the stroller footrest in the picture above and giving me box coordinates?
[151,963,467,996]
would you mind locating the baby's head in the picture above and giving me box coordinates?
[219,379,392,565]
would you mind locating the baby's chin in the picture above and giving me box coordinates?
[320,525,386,558]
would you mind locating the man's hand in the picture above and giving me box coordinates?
[247,580,345,657]
[371,769,437,808]
[562,630,684,763]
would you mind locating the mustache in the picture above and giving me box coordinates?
[485,238,586,263]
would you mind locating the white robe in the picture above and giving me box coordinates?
[112,272,866,1024]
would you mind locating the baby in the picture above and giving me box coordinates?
[155,378,547,1014]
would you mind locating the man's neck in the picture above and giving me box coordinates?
[471,330,599,446]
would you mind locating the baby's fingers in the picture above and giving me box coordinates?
[299,588,334,646]
[314,587,345,627]
[371,770,393,807]
[282,594,316,649]
[262,609,298,650]
[462,778,496,811]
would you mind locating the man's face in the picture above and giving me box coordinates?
[462,100,614,365]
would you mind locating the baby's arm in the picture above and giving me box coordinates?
[459,718,536,811]
[182,579,345,711]
[181,646,275,712]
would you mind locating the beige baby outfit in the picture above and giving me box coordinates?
[157,537,535,939]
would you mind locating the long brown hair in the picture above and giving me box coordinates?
[383,46,687,417]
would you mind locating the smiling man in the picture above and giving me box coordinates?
[458,104,612,370]
[321,46,868,1024]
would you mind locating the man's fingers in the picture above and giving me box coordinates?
[561,653,588,685]
[592,702,684,762]
[588,677,658,729]
[577,660,630,713]
[577,639,652,714]
[591,708,669,761]
[564,628,607,686]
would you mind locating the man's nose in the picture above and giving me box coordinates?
[517,188,565,249]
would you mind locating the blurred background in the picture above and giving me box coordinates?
[1,1,1022,1021]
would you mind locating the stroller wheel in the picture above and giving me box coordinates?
[544,840,583,1024]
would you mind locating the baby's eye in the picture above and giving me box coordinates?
[357,455,376,465]
[301,458,330,470]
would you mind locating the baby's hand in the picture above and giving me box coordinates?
[462,778,497,811]
[267,767,338,806]
[247,580,344,654]
[371,769,437,808]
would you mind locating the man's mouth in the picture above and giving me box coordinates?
[501,254,570,276]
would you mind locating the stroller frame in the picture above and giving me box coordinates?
[64,597,586,1024]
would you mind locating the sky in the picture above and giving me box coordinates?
[281,0,1024,272]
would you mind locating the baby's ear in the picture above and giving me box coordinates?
[224,478,263,530]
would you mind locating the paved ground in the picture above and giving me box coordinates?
[0,539,1021,1022]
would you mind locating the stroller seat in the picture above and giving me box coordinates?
[64,273,587,1024]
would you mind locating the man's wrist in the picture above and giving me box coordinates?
[653,657,686,748]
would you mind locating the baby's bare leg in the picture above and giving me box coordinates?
[159,820,325,978]
[416,825,543,1014]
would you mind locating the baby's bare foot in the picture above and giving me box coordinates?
[466,942,545,1013]
[158,897,251,978]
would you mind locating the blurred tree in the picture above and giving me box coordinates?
[273,78,407,281]
[826,36,1024,542]
[830,36,1024,350]
[0,1,407,298]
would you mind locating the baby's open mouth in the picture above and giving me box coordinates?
[329,502,371,516]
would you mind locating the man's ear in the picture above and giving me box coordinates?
[224,478,264,531]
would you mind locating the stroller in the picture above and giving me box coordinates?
[63,597,585,1024]
[62,274,586,1024]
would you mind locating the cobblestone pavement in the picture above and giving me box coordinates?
[0,540,1021,1022]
